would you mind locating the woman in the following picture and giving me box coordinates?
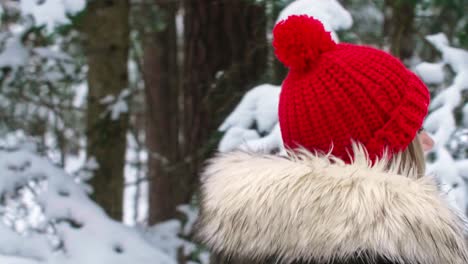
[195,15,468,264]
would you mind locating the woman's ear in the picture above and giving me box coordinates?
[419,131,435,152]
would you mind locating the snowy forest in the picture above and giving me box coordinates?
[0,0,467,263]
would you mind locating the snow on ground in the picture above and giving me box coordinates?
[141,220,194,260]
[0,146,176,264]
[0,224,50,261]
[0,255,40,264]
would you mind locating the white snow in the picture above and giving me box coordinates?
[72,83,88,108]
[454,70,468,91]
[218,84,282,153]
[456,160,468,179]
[425,33,449,50]
[429,84,462,110]
[0,255,40,264]
[138,205,202,262]
[414,62,445,85]
[238,123,283,153]
[100,95,116,105]
[0,224,50,261]
[422,33,468,213]
[20,0,86,31]
[176,205,198,236]
[218,127,260,153]
[33,47,72,61]
[63,0,86,14]
[100,90,131,121]
[109,100,129,120]
[427,148,467,212]
[423,37,468,152]
[0,36,29,68]
[219,84,280,133]
[0,147,176,264]
[141,220,194,260]
[425,108,456,149]
[426,33,468,74]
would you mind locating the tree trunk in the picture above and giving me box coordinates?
[271,0,288,84]
[383,0,416,60]
[81,0,130,220]
[182,0,268,203]
[141,0,268,225]
[138,0,183,223]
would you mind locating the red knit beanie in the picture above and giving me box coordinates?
[273,15,430,162]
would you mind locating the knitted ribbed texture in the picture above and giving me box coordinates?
[274,16,430,162]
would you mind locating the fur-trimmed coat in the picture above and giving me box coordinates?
[195,147,468,264]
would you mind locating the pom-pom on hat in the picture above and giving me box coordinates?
[273,15,336,70]
[274,15,430,162]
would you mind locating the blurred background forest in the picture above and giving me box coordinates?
[0,0,467,263]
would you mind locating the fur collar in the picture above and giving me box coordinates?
[196,146,468,264]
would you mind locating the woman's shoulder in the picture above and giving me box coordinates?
[196,149,468,264]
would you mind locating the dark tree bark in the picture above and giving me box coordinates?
[140,0,268,225]
[137,0,183,223]
[383,0,416,60]
[183,3,269,259]
[80,0,130,220]
[182,0,268,205]
[271,0,289,84]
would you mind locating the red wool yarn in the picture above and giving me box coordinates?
[274,15,430,162]
[273,15,336,70]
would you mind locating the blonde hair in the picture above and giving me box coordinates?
[393,136,426,178]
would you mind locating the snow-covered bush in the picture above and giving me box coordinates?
[20,0,85,31]
[0,0,87,168]
[416,33,468,213]
[0,143,177,264]
[218,84,281,153]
